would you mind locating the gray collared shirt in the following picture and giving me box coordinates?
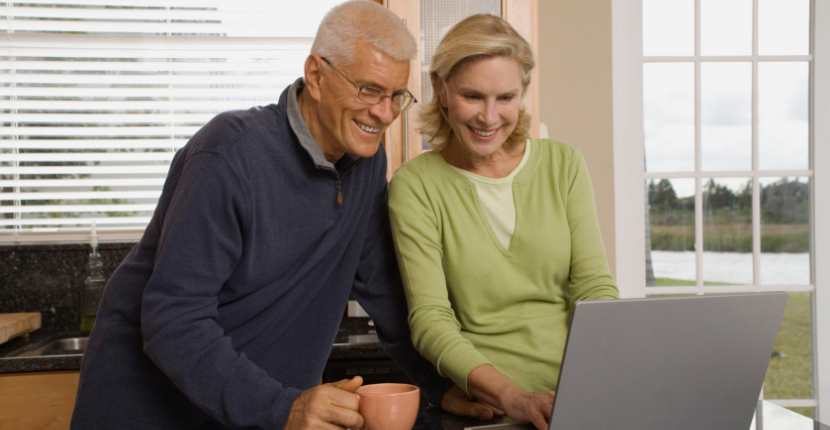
[286,78,359,172]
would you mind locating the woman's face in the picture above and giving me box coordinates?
[439,55,524,158]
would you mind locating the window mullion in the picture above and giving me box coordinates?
[694,0,702,296]
[752,0,760,289]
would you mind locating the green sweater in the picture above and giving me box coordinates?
[388,138,619,393]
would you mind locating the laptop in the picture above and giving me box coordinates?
[465,292,788,430]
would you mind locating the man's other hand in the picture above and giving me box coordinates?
[441,384,505,421]
[286,376,364,430]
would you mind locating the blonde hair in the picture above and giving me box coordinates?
[418,14,535,151]
[311,0,417,65]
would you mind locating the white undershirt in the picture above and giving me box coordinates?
[449,139,531,250]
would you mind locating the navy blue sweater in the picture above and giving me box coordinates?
[71,81,451,429]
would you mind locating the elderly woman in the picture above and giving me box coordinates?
[388,14,619,430]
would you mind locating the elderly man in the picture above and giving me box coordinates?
[70,1,491,429]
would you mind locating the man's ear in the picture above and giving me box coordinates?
[303,54,326,102]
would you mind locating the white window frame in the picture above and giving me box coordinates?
[612,0,829,422]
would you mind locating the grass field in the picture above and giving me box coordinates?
[653,280,814,418]
[649,224,809,253]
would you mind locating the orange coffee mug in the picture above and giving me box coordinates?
[355,383,420,430]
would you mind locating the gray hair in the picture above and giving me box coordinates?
[311,0,417,65]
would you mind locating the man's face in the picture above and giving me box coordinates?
[316,40,410,160]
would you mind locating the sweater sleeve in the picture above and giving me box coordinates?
[564,149,620,304]
[141,151,301,429]
[351,156,454,408]
[388,168,492,393]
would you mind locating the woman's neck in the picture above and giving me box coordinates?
[440,137,526,179]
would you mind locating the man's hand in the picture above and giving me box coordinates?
[441,384,505,420]
[285,376,364,430]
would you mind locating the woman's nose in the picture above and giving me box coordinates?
[477,100,499,126]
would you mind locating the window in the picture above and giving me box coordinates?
[1,1,345,243]
[612,0,829,422]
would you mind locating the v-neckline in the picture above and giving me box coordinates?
[435,139,538,259]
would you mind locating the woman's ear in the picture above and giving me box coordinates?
[303,54,326,102]
[436,78,449,108]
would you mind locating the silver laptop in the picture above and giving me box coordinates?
[466,292,788,430]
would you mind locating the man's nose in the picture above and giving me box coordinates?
[369,96,396,124]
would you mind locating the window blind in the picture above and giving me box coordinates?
[1,1,344,242]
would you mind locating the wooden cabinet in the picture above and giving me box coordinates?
[381,0,540,178]
[0,371,79,430]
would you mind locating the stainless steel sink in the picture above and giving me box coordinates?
[37,337,88,352]
[12,336,89,357]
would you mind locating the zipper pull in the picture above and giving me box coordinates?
[337,179,343,205]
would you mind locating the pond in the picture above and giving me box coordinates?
[650,250,811,285]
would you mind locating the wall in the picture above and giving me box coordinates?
[536,0,617,275]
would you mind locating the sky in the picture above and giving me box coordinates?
[642,0,810,174]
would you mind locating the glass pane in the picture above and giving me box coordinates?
[764,292,814,413]
[702,62,752,171]
[761,177,810,285]
[759,62,809,171]
[644,63,695,172]
[701,0,752,56]
[420,0,501,150]
[784,407,814,420]
[646,178,695,286]
[759,0,810,55]
[643,0,694,56]
[703,178,753,285]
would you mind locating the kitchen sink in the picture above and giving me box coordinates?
[37,337,88,353]
[12,336,89,357]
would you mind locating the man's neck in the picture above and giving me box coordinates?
[296,87,343,164]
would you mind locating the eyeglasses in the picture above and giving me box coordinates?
[321,57,417,112]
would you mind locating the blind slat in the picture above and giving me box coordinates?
[1,60,300,72]
[0,204,158,213]
[0,126,201,136]
[0,87,288,97]
[7,6,222,20]
[0,165,171,174]
[3,74,297,85]
[6,6,317,21]
[0,100,259,111]
[0,152,175,162]
[11,191,162,201]
[0,179,166,187]
[0,140,187,149]
[1,113,218,124]
[0,217,152,227]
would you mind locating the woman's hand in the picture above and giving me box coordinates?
[502,390,556,430]
[465,364,555,430]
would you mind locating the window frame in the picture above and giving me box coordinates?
[612,0,828,421]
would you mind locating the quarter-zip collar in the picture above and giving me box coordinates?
[286,78,359,173]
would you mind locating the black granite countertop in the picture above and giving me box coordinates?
[414,403,518,430]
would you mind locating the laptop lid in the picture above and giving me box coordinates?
[548,292,787,430]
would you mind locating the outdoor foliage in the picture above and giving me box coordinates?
[647,178,809,253]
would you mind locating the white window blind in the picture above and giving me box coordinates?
[1,0,345,243]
